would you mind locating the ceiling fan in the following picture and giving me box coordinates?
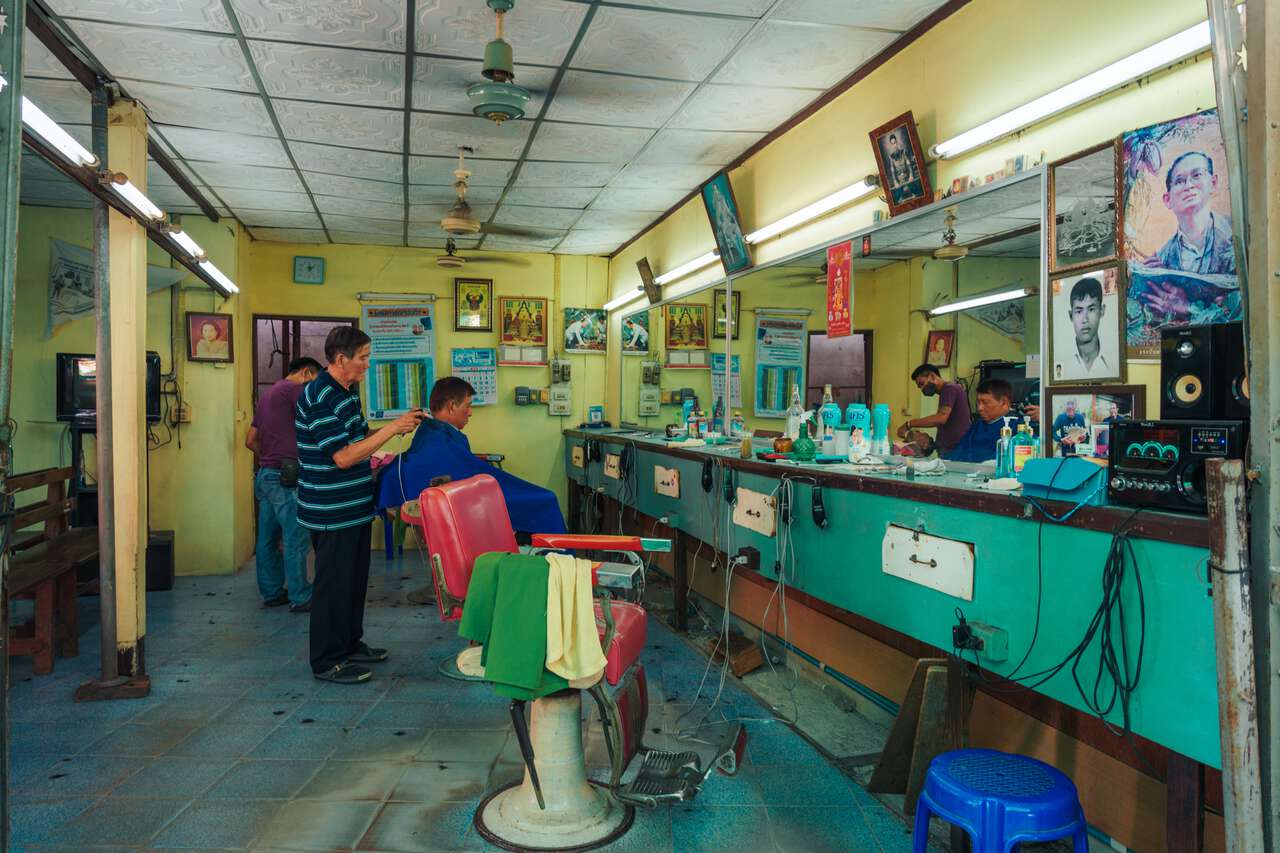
[932,208,969,260]
[440,146,562,243]
[435,237,531,270]
[776,261,828,286]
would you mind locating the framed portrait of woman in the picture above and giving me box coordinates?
[186,312,234,363]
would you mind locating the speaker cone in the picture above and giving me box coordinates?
[1168,374,1203,406]
[1234,373,1250,402]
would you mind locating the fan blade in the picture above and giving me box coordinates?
[483,223,562,239]
[463,255,532,267]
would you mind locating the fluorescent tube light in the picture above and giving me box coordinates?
[167,228,205,260]
[603,287,644,312]
[932,20,1211,159]
[745,178,878,244]
[654,251,720,285]
[17,89,99,167]
[106,175,164,221]
[198,260,239,295]
[928,287,1034,317]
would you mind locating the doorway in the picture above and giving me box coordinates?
[253,315,356,400]
[806,330,873,408]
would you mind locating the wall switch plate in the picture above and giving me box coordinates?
[638,388,660,417]
[570,446,584,468]
[549,386,571,416]
[732,487,776,537]
[881,524,975,600]
[604,453,621,479]
[654,466,680,498]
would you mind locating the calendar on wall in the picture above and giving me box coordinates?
[451,348,497,406]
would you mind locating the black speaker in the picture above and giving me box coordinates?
[146,530,175,592]
[1161,323,1248,420]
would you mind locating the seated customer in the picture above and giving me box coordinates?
[377,377,568,534]
[943,378,1015,464]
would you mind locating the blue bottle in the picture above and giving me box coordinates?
[846,403,871,436]
[871,404,891,454]
[681,399,695,433]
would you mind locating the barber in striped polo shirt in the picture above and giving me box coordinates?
[295,326,424,684]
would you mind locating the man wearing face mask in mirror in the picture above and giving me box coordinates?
[897,363,971,454]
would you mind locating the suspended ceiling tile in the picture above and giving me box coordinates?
[193,162,306,193]
[125,81,274,137]
[407,204,494,224]
[571,6,751,81]
[416,0,588,66]
[407,221,453,238]
[635,128,763,165]
[20,177,93,206]
[290,141,403,181]
[237,209,324,228]
[159,126,293,168]
[411,57,554,116]
[715,22,896,89]
[493,205,582,230]
[774,0,946,31]
[329,231,404,246]
[570,208,664,230]
[21,78,90,125]
[669,83,818,133]
[513,162,621,188]
[408,185,501,205]
[248,227,329,243]
[608,163,713,190]
[527,123,654,164]
[314,196,404,219]
[502,187,599,208]
[63,124,92,149]
[559,228,638,248]
[23,31,75,79]
[47,0,233,33]
[546,71,695,130]
[484,235,563,252]
[589,186,687,212]
[229,0,408,49]
[147,161,177,187]
[304,172,404,202]
[322,214,403,236]
[411,114,533,159]
[408,236,479,249]
[615,0,774,14]
[249,41,405,108]
[148,184,208,208]
[214,187,315,211]
[22,153,68,181]
[555,244,616,255]
[70,22,255,92]
[274,100,404,151]
[409,155,516,186]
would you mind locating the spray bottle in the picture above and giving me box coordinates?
[785,384,805,441]
[819,384,841,445]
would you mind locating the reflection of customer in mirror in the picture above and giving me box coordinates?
[1144,152,1236,275]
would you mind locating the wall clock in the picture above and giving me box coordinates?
[293,255,325,285]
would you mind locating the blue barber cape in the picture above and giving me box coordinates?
[943,416,1005,464]
[376,418,567,534]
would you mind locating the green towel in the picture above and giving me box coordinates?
[459,552,569,700]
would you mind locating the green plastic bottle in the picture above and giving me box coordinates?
[1011,423,1035,475]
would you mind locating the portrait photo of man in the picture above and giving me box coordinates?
[1051,268,1122,383]
[1145,151,1236,275]
[870,112,931,215]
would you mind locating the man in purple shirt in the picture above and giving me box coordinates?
[898,363,972,454]
[247,357,321,610]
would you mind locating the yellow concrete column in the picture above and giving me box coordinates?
[106,98,148,674]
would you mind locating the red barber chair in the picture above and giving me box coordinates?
[403,474,745,851]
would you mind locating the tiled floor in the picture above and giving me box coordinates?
[7,559,927,852]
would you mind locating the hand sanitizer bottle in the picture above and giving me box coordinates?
[995,416,1015,478]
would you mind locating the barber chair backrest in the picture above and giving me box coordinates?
[419,473,518,620]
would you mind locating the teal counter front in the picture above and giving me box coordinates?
[564,428,1218,770]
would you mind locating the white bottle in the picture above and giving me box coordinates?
[784,384,804,440]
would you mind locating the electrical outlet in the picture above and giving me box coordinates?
[654,465,680,498]
[970,622,1008,661]
[732,487,776,536]
[170,402,192,425]
[570,446,584,468]
[604,453,621,479]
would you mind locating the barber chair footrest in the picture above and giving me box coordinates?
[620,750,704,805]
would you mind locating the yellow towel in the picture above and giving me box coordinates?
[545,553,606,688]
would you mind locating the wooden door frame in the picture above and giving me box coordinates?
[806,328,874,403]
[251,313,357,401]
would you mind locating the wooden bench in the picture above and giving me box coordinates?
[5,467,96,675]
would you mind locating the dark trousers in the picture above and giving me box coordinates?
[309,523,372,673]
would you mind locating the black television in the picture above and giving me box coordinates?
[56,352,163,425]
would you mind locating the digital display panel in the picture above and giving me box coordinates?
[1116,426,1180,472]
[1190,427,1229,455]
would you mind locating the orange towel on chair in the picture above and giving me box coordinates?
[544,552,606,688]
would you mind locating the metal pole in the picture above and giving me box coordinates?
[0,3,28,847]
[90,83,121,684]
[1206,458,1266,852]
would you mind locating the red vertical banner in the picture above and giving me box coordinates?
[826,241,852,338]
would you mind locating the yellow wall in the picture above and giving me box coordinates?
[605,0,1214,425]
[12,204,249,575]
[242,240,610,513]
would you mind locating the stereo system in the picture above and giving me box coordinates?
[1107,419,1247,514]
[1160,323,1249,420]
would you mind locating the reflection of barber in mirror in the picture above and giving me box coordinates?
[376,377,567,536]
[1143,151,1236,275]
[897,364,971,454]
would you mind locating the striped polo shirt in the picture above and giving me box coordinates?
[295,370,374,531]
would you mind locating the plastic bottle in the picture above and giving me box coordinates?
[1011,423,1035,474]
[819,385,841,444]
[681,398,695,434]
[785,384,805,441]
[871,404,891,455]
[995,416,1015,478]
[712,396,725,436]
[730,411,746,438]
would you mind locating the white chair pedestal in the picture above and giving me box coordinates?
[474,691,634,851]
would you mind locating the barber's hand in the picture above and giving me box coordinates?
[392,409,426,435]
[1023,404,1040,422]
[896,421,911,439]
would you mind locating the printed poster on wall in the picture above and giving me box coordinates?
[362,303,436,419]
[710,353,742,408]
[826,241,852,338]
[621,310,650,355]
[451,348,497,406]
[46,238,188,338]
[754,314,807,418]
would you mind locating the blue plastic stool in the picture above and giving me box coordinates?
[913,749,1089,853]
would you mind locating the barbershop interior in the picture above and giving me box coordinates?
[1,0,1277,851]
